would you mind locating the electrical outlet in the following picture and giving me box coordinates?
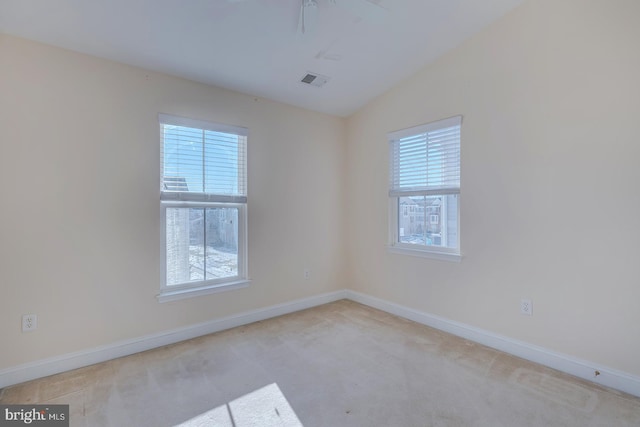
[520,299,533,316]
[304,269,310,280]
[22,314,38,332]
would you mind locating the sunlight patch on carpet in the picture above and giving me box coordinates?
[175,383,303,426]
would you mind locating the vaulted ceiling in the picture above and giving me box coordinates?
[0,0,525,117]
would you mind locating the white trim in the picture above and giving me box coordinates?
[389,187,460,197]
[345,290,640,398]
[2,289,639,399]
[387,245,462,262]
[389,196,461,260]
[159,113,248,137]
[157,279,251,303]
[387,115,462,140]
[159,203,248,297]
[0,290,347,389]
[161,193,248,204]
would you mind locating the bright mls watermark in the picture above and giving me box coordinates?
[0,405,68,426]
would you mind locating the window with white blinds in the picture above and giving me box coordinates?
[388,116,462,260]
[160,114,247,203]
[389,116,461,197]
[158,114,249,302]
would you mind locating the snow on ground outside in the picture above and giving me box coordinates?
[189,245,237,280]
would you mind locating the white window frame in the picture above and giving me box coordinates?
[387,116,462,262]
[157,114,250,302]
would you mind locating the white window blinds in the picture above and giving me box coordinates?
[388,116,461,197]
[160,114,248,203]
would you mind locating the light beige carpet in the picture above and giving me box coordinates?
[1,300,639,426]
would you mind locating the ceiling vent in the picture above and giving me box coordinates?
[300,72,330,88]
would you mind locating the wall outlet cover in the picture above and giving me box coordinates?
[521,299,533,316]
[22,314,38,332]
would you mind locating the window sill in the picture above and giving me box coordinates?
[157,279,251,303]
[387,245,462,263]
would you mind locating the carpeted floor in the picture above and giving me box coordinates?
[1,300,639,426]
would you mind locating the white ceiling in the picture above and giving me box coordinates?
[0,0,524,117]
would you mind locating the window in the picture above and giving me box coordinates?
[158,114,249,302]
[388,116,461,261]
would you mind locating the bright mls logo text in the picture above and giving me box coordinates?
[1,405,68,426]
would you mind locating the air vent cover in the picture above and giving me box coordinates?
[300,72,330,88]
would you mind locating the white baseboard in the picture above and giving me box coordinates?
[3,288,639,399]
[0,290,347,389]
[345,290,640,398]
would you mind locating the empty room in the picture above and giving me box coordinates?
[1,0,639,425]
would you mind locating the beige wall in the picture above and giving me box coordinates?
[346,0,640,376]
[2,0,640,381]
[0,34,346,369]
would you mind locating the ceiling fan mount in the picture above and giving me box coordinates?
[298,0,385,36]
[225,0,386,36]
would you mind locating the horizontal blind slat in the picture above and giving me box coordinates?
[160,116,247,199]
[389,116,461,194]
